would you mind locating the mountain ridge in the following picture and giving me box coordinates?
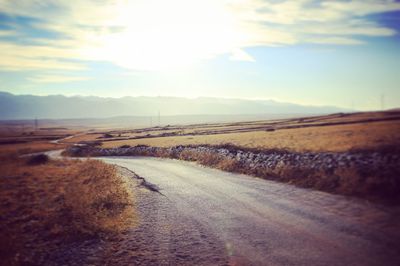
[0,91,351,120]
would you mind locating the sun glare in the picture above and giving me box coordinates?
[83,0,245,71]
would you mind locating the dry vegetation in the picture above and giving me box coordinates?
[0,155,136,265]
[0,141,67,158]
[68,111,400,204]
[182,150,399,204]
[178,150,240,173]
[0,126,76,143]
[62,133,103,144]
[80,144,398,204]
[0,110,398,263]
[101,115,400,153]
[0,125,75,157]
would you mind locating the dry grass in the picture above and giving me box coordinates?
[72,142,400,204]
[0,127,77,138]
[0,141,67,158]
[0,156,136,265]
[62,110,400,204]
[176,150,242,173]
[63,133,103,144]
[65,160,136,234]
[0,126,77,162]
[102,120,400,153]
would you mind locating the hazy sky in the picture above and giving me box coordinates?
[0,0,399,110]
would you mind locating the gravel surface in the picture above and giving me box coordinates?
[67,144,400,203]
[32,156,229,265]
[93,156,400,266]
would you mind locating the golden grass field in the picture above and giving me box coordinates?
[0,155,137,265]
[0,141,67,157]
[96,111,400,153]
[0,125,77,157]
[0,110,399,264]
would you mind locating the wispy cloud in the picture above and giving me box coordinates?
[231,0,400,45]
[307,36,365,45]
[0,42,85,71]
[28,74,90,83]
[0,0,399,73]
[229,48,255,62]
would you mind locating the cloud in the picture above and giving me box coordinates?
[0,0,399,72]
[0,30,17,37]
[307,36,365,45]
[230,0,400,45]
[0,42,85,71]
[299,20,396,37]
[28,74,90,83]
[321,0,400,16]
[238,0,400,24]
[229,48,255,62]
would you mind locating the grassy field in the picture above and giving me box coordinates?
[59,110,400,204]
[0,155,137,265]
[0,124,76,141]
[96,111,400,153]
[0,141,67,158]
[0,110,399,264]
[0,125,77,157]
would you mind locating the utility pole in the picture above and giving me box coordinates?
[34,117,38,131]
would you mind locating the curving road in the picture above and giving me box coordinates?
[93,156,400,265]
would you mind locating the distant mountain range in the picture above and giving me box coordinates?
[0,91,350,120]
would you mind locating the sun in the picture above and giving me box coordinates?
[83,0,245,71]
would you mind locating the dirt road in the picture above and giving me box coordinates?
[97,156,400,266]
